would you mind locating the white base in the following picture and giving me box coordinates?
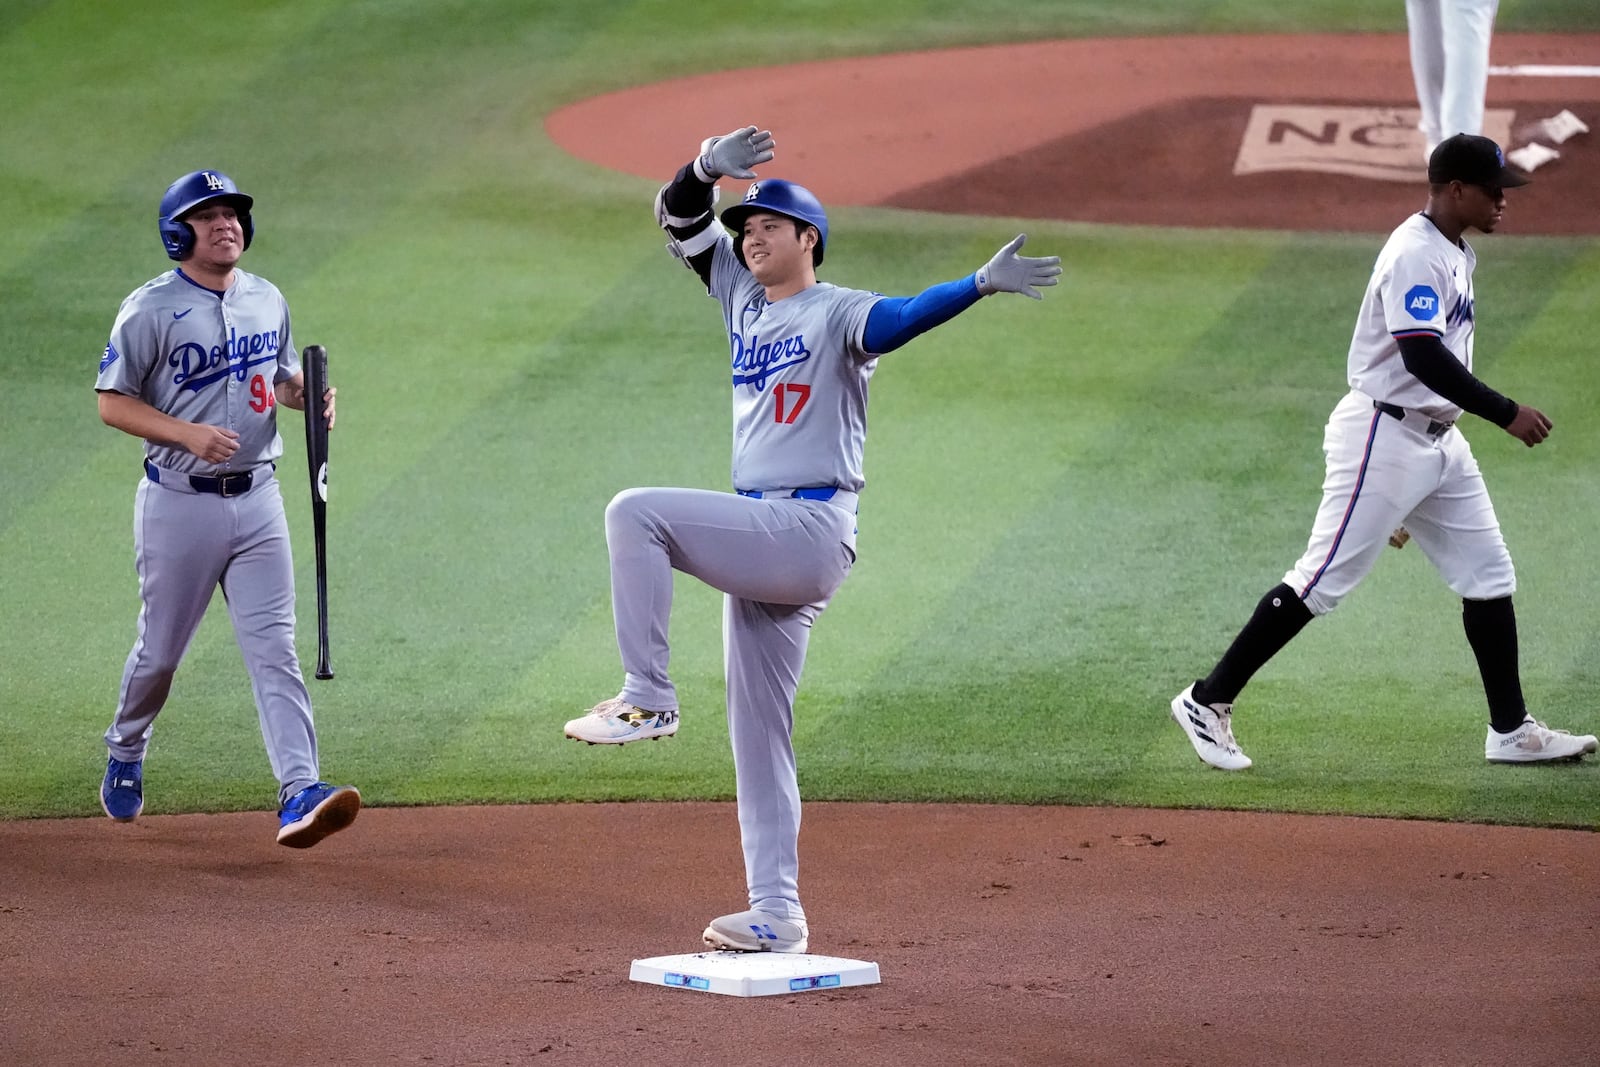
[629,950,880,998]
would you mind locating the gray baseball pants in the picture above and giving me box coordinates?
[105,470,320,806]
[605,486,857,921]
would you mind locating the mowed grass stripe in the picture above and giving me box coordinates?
[794,226,1288,735]
[1465,241,1600,691]
[802,233,1328,795]
[390,220,1284,800]
[0,0,597,521]
[0,190,646,818]
[4,0,1598,824]
[321,264,725,758]
[0,0,350,269]
[0,0,665,810]
[795,233,1600,825]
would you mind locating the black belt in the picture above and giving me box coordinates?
[145,458,258,497]
[1373,400,1454,437]
[737,487,839,501]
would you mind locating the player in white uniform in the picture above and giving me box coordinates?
[1170,135,1596,771]
[95,170,360,847]
[1406,0,1500,160]
[563,127,1060,952]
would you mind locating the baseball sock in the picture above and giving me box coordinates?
[1193,583,1314,707]
[1462,595,1527,733]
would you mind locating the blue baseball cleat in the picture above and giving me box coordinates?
[100,756,145,822]
[276,782,361,848]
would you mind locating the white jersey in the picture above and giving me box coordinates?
[95,268,299,474]
[706,236,881,492]
[1347,212,1476,422]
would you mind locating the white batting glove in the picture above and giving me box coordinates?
[975,235,1062,300]
[696,126,776,181]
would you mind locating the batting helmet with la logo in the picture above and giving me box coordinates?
[158,169,255,261]
[720,178,829,268]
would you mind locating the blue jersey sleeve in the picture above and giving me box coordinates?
[862,274,983,355]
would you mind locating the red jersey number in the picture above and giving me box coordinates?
[249,374,275,413]
[773,382,810,424]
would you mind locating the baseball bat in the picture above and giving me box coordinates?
[303,344,334,680]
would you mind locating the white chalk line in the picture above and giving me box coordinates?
[1488,64,1600,78]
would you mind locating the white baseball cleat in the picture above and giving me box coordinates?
[702,908,809,953]
[564,695,679,745]
[1485,718,1597,763]
[1170,684,1253,771]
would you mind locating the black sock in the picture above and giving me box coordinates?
[1462,596,1526,733]
[1193,583,1315,706]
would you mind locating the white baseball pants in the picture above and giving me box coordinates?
[1406,0,1501,150]
[1284,390,1515,615]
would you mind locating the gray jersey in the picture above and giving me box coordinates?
[95,268,299,474]
[707,237,881,492]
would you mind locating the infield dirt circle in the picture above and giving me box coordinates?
[5,33,1597,1067]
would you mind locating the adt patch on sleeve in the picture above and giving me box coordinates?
[1403,284,1440,321]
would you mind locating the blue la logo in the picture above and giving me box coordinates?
[1404,283,1440,320]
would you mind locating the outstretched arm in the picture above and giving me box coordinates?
[863,234,1061,355]
[655,126,775,287]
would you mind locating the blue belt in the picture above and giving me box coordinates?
[145,458,258,497]
[737,487,838,501]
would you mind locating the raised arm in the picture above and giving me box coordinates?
[654,126,775,287]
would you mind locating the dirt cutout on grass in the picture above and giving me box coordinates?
[7,33,1598,1067]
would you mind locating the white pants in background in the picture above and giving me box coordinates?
[1406,0,1501,154]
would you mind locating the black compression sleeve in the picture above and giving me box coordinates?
[658,162,720,285]
[661,163,715,231]
[1396,334,1519,427]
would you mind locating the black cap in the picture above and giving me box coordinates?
[1427,133,1530,187]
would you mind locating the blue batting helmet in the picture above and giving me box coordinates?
[721,179,828,267]
[159,170,254,261]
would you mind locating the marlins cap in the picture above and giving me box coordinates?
[1427,133,1530,188]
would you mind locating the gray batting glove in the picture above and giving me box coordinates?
[698,126,776,180]
[975,235,1062,299]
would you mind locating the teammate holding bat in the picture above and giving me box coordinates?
[94,169,360,847]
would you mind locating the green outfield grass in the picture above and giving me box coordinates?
[2,1,1596,827]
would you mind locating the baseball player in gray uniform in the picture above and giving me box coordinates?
[95,169,360,847]
[563,126,1060,952]
[1171,135,1596,771]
